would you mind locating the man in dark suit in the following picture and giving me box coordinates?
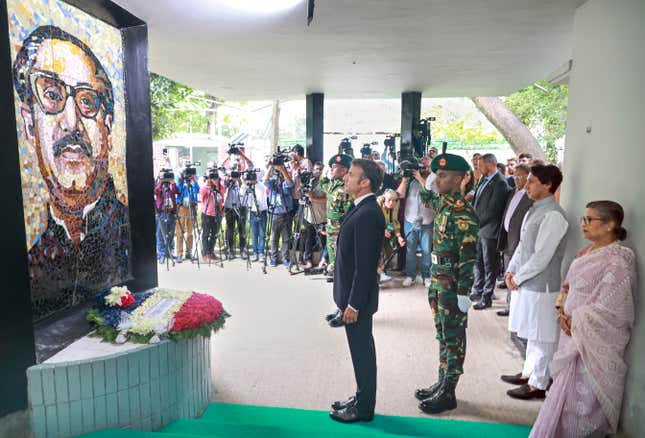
[329,159,385,423]
[471,154,511,309]
[496,164,533,316]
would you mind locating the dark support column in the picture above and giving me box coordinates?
[400,91,421,158]
[306,93,324,164]
[0,0,36,417]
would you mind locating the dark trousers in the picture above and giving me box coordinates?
[225,207,247,254]
[345,314,377,414]
[303,221,325,262]
[271,213,292,262]
[201,213,221,256]
[472,236,500,297]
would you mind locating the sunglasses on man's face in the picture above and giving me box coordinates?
[29,71,103,119]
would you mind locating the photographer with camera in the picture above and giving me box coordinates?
[242,169,268,262]
[264,158,294,266]
[360,143,373,160]
[199,168,225,262]
[338,137,355,159]
[175,165,200,263]
[296,162,327,269]
[222,143,254,171]
[223,167,247,260]
[397,155,436,287]
[154,168,179,264]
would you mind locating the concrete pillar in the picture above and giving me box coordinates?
[561,0,645,434]
[400,91,421,159]
[306,93,324,163]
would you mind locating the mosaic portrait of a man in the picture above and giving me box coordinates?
[9,1,132,321]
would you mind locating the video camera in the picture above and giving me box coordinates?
[244,168,261,182]
[269,146,291,166]
[339,137,353,154]
[181,162,201,179]
[227,142,244,155]
[298,170,314,194]
[159,168,174,182]
[205,167,220,180]
[399,156,422,178]
[360,143,372,157]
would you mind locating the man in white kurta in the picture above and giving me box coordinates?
[503,165,569,399]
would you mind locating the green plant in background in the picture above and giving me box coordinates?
[150,73,211,140]
[505,81,568,163]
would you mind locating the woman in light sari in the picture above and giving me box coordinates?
[530,200,636,438]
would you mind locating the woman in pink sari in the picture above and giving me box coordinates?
[530,200,636,438]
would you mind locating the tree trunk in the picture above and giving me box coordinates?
[471,96,546,161]
[206,96,219,138]
[271,100,280,153]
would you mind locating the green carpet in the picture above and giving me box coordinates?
[79,402,532,438]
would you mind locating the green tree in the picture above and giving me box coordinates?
[149,73,211,140]
[505,81,568,162]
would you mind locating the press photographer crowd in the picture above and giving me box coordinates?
[153,135,635,434]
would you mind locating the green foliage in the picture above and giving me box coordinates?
[429,108,503,145]
[505,81,568,163]
[149,73,211,140]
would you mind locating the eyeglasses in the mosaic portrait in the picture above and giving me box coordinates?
[29,70,103,119]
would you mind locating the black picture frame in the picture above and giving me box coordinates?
[0,0,157,417]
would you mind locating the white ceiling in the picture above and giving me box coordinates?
[113,0,582,100]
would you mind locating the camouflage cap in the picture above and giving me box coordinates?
[430,153,471,173]
[328,153,353,169]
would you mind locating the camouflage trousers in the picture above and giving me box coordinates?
[326,223,341,268]
[428,287,468,385]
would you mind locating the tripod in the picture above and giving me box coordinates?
[288,191,325,275]
[223,181,248,262]
[157,182,176,271]
[242,183,267,271]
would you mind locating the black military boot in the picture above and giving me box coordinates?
[419,380,457,414]
[414,370,444,400]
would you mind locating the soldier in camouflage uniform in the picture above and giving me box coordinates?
[413,150,479,415]
[319,154,354,276]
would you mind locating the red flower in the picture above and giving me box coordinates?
[172,292,225,332]
[117,291,135,308]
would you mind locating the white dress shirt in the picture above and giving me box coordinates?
[503,189,527,232]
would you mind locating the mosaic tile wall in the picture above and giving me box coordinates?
[27,337,212,438]
[7,0,132,321]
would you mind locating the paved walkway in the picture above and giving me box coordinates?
[159,259,542,426]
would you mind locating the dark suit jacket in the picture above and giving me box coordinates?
[333,195,385,315]
[497,189,533,255]
[472,172,511,239]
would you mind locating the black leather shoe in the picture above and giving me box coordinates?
[415,380,443,401]
[331,396,356,411]
[419,387,457,414]
[473,296,492,310]
[496,308,510,317]
[507,384,546,400]
[329,406,373,423]
[469,292,482,302]
[500,372,528,385]
[325,310,340,322]
[328,313,345,328]
[497,281,508,289]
